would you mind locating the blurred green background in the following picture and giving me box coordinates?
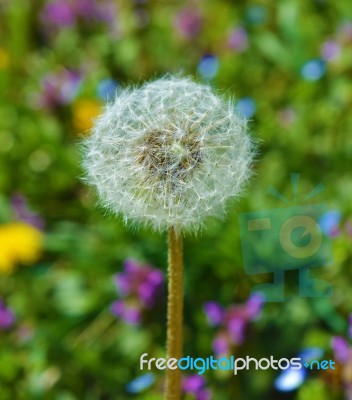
[0,0,352,399]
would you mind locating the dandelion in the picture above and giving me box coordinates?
[73,99,102,133]
[82,76,253,232]
[0,222,43,274]
[81,75,255,399]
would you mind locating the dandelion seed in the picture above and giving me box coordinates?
[81,75,255,399]
[82,75,254,233]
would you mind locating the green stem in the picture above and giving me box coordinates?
[165,226,183,400]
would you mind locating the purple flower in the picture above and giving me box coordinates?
[174,7,202,39]
[227,317,246,344]
[111,259,164,324]
[196,389,212,400]
[331,336,350,363]
[183,375,205,392]
[183,375,211,400]
[206,295,264,354]
[110,299,124,316]
[123,307,141,325]
[330,317,352,399]
[41,0,117,30]
[147,269,163,286]
[321,40,341,61]
[204,302,223,326]
[114,273,131,296]
[38,69,82,110]
[137,282,156,308]
[228,28,248,52]
[213,333,229,355]
[11,194,44,230]
[244,293,265,319]
[74,0,116,24]
[41,0,76,27]
[110,300,141,325]
[74,0,98,19]
[114,259,164,307]
[0,300,15,330]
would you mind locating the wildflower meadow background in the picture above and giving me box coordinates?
[0,0,352,399]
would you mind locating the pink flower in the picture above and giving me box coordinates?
[228,28,248,52]
[174,7,202,39]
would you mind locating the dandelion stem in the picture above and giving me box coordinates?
[166,226,183,400]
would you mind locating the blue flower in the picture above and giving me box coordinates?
[97,78,119,101]
[197,54,219,80]
[237,97,256,118]
[275,366,307,392]
[301,59,326,81]
[319,210,341,237]
[126,373,155,394]
[298,347,324,363]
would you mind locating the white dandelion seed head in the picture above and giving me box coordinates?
[82,75,255,232]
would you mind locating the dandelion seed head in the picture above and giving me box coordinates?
[82,76,255,232]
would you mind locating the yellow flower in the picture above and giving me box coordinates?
[0,222,43,274]
[73,99,102,134]
[0,48,10,70]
